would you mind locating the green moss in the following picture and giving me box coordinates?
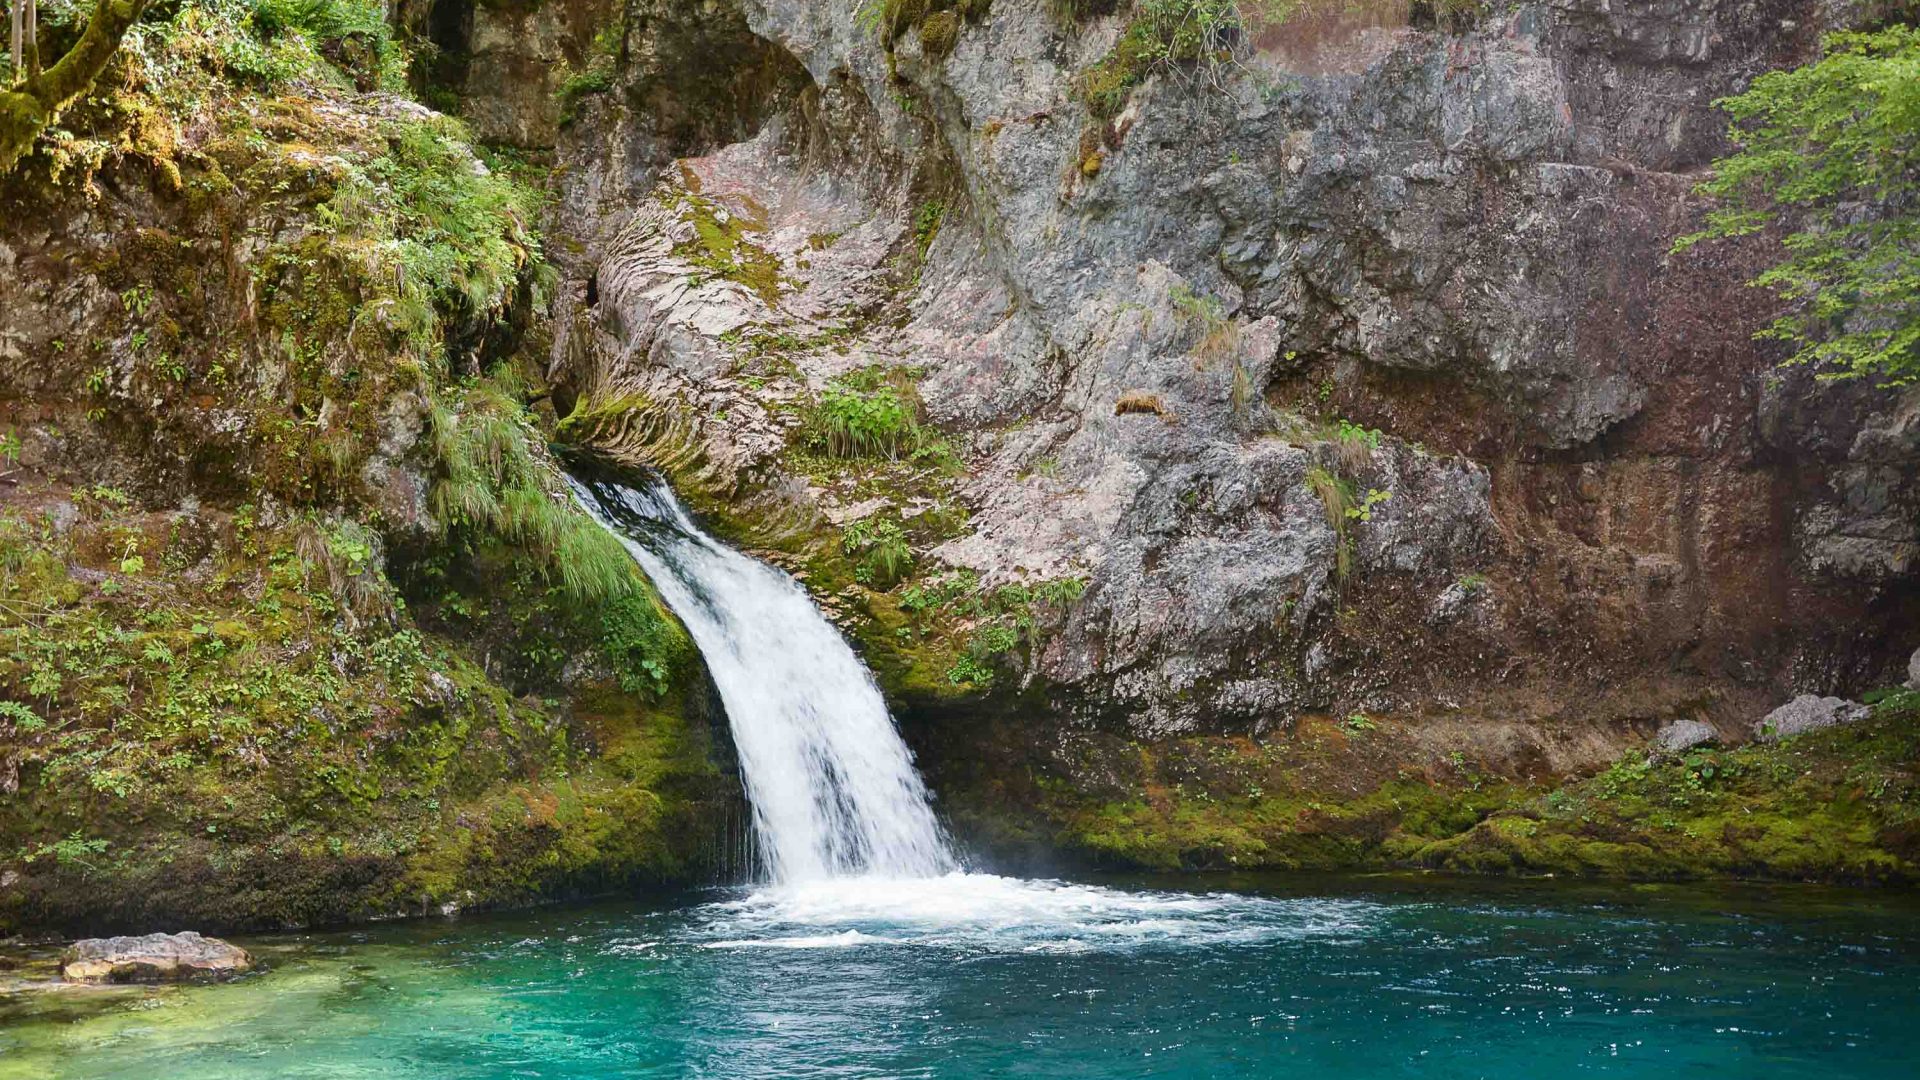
[929,698,1920,885]
[669,189,786,306]
[1418,698,1920,884]
[0,492,722,934]
[0,0,728,938]
[919,11,962,58]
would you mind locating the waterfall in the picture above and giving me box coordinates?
[569,473,957,884]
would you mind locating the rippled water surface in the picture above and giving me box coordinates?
[6,873,1919,1079]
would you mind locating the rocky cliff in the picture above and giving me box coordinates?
[0,7,738,934]
[529,0,1919,873]
[1,0,1916,936]
[548,0,1913,721]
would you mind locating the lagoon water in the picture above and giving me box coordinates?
[6,872,1918,1079]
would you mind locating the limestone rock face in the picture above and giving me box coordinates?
[59,932,252,984]
[548,0,1920,736]
[1755,695,1870,743]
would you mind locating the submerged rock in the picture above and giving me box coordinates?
[1651,720,1717,758]
[59,932,251,984]
[1754,695,1870,743]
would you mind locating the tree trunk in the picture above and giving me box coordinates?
[24,0,37,78]
[0,0,149,175]
[9,1,22,85]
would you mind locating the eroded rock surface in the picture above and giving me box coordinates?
[547,0,1919,742]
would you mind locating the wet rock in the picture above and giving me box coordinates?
[1754,695,1869,743]
[59,932,251,984]
[1651,719,1717,758]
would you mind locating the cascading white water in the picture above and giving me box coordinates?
[570,474,956,883]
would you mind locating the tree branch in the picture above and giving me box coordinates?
[0,0,150,175]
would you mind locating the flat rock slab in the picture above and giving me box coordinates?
[1754,695,1869,743]
[60,932,251,984]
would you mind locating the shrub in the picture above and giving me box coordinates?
[1080,0,1252,120]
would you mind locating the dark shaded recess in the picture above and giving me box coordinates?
[618,0,813,154]
[402,0,475,111]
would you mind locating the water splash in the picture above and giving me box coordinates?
[689,873,1386,953]
[571,474,955,883]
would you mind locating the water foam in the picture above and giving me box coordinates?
[682,873,1385,953]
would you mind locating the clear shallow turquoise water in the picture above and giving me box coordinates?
[5,872,1919,1079]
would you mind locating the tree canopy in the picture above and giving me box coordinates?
[1677,25,1920,385]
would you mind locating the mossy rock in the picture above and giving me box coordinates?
[920,11,962,58]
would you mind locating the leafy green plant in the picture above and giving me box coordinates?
[1034,575,1088,606]
[805,369,920,459]
[1340,712,1379,735]
[914,201,946,256]
[1675,27,1920,384]
[0,429,20,466]
[0,700,46,731]
[947,653,994,685]
[21,831,110,869]
[842,516,914,589]
[1345,487,1391,523]
[1335,419,1382,449]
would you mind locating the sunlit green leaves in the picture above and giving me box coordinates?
[1678,27,1920,384]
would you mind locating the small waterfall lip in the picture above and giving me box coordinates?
[567,467,958,885]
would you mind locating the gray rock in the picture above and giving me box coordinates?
[1652,719,1717,758]
[1754,695,1870,743]
[537,0,1920,737]
[1908,646,1919,690]
[59,932,251,984]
